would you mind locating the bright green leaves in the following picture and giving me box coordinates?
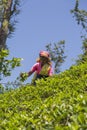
[0,49,22,80]
[11,57,21,68]
[0,61,87,129]
[0,49,9,58]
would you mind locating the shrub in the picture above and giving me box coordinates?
[0,61,87,129]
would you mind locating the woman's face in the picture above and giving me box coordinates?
[40,56,48,64]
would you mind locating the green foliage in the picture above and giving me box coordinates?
[76,37,87,64]
[0,61,87,129]
[0,49,21,80]
[45,40,66,73]
[71,0,87,32]
[71,0,87,65]
[0,84,4,94]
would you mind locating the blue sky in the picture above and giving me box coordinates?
[4,0,87,84]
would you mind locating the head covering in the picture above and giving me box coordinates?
[39,51,50,58]
[36,51,51,65]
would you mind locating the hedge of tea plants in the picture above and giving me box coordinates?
[0,62,87,130]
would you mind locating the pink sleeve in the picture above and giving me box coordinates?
[30,63,38,73]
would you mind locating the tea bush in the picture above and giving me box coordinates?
[0,62,87,129]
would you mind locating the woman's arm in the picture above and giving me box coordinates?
[28,70,33,76]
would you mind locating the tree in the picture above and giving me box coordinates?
[0,0,22,91]
[0,0,20,49]
[45,40,66,73]
[71,0,87,33]
[76,37,87,64]
[0,49,22,92]
[71,0,87,64]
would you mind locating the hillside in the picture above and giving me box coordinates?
[0,62,87,130]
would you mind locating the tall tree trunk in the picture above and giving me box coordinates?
[0,0,12,50]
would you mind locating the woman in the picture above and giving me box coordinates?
[21,51,53,85]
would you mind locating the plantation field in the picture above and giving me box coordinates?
[0,62,87,130]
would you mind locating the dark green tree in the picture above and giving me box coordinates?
[71,0,87,32]
[0,0,22,91]
[71,0,87,64]
[0,0,20,49]
[76,37,87,64]
[45,40,66,73]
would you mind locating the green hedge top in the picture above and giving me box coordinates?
[0,62,87,130]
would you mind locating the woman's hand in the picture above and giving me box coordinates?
[20,72,28,82]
